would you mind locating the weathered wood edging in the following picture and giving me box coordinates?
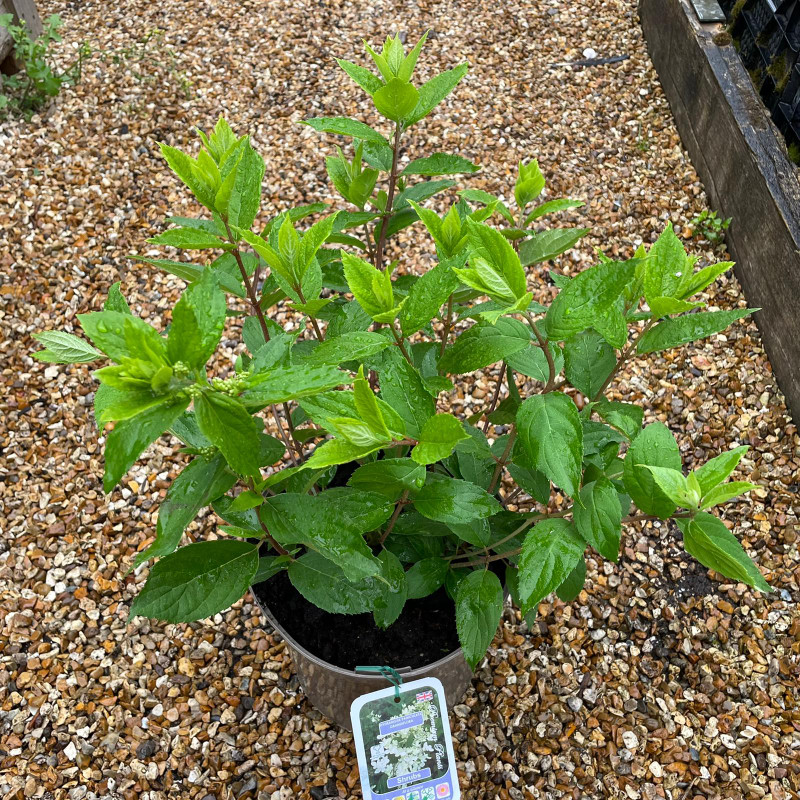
[640,0,800,421]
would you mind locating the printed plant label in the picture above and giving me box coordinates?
[350,677,460,800]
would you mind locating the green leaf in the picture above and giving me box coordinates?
[563,330,616,398]
[574,478,622,561]
[544,259,636,342]
[373,550,407,628]
[524,198,585,225]
[514,160,545,209]
[518,519,585,614]
[305,331,392,366]
[353,366,393,440]
[439,318,530,374]
[132,257,246,298]
[694,446,749,494]
[595,399,643,440]
[399,253,462,336]
[104,396,190,492]
[393,179,456,211]
[304,437,382,469]
[336,58,383,94]
[402,153,479,176]
[130,540,258,623]
[679,261,734,299]
[516,392,583,497]
[700,481,756,510]
[406,63,469,126]
[261,490,391,581]
[644,223,690,303]
[637,309,756,354]
[622,421,681,518]
[32,331,103,364]
[373,77,420,121]
[455,569,504,669]
[225,140,265,229]
[519,228,589,266]
[241,365,349,408]
[299,388,406,438]
[348,458,427,501]
[406,557,449,600]
[105,282,132,314]
[78,311,162,363]
[677,513,770,592]
[506,343,563,383]
[373,348,435,439]
[460,219,527,303]
[135,454,236,565]
[167,268,226,368]
[412,413,469,465]
[644,466,700,508]
[148,227,229,250]
[288,552,382,615]
[555,557,586,603]
[227,489,265,512]
[414,475,501,525]
[303,116,390,147]
[253,555,292,584]
[341,251,401,321]
[194,392,260,476]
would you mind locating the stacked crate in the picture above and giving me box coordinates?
[720,0,800,154]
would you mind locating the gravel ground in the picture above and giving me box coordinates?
[2,0,799,798]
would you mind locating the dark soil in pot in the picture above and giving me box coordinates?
[252,571,461,670]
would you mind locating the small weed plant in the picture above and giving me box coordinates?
[36,34,769,668]
[0,14,87,119]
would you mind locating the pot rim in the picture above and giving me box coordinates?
[251,583,469,679]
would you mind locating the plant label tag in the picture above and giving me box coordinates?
[350,677,461,800]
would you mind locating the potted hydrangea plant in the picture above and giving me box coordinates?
[34,33,770,729]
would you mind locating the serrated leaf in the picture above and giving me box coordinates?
[402,153,479,176]
[412,413,469,465]
[336,58,383,94]
[595,399,643,440]
[104,396,190,492]
[372,78,419,121]
[677,512,770,592]
[636,309,756,354]
[519,228,589,266]
[194,392,260,476]
[694,446,749,494]
[167,268,226,368]
[622,422,681,518]
[574,478,622,561]
[563,330,616,398]
[414,475,501,525]
[33,331,103,364]
[348,458,427,500]
[305,331,392,366]
[643,223,690,303]
[241,364,349,409]
[439,318,530,374]
[406,63,468,125]
[130,540,258,623]
[524,198,585,225]
[288,552,382,615]
[544,259,636,342]
[148,227,230,250]
[405,557,449,600]
[555,557,586,602]
[399,252,462,336]
[516,392,583,497]
[518,519,585,614]
[455,569,504,669]
[135,454,236,566]
[303,116,390,147]
[699,481,756,510]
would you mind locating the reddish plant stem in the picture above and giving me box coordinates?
[482,362,506,433]
[223,221,270,343]
[439,294,454,358]
[379,490,409,546]
[591,317,657,402]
